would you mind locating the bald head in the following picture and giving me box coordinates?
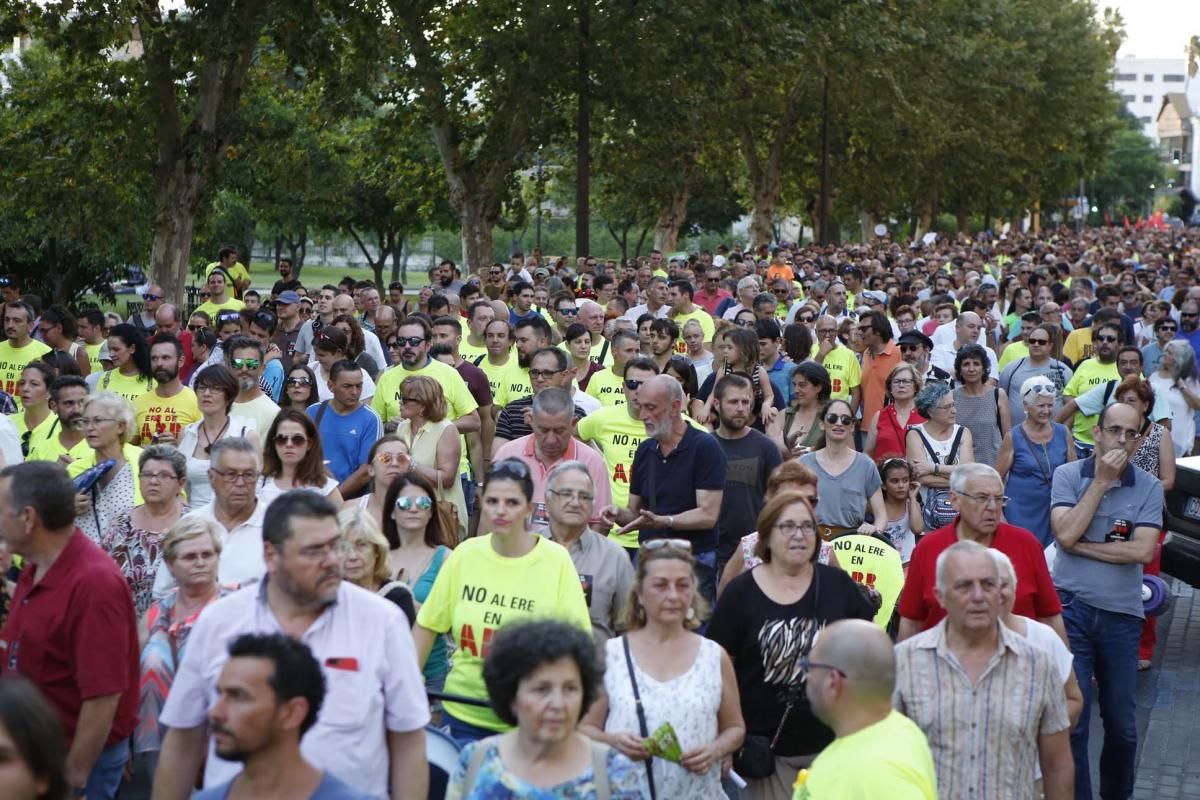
[812,619,895,698]
[643,374,684,408]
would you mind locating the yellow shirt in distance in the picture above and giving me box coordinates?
[0,339,51,407]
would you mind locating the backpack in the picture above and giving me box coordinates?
[910,425,966,529]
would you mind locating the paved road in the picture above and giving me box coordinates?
[1106,576,1198,798]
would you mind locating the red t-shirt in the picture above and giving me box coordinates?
[0,532,139,746]
[898,520,1063,630]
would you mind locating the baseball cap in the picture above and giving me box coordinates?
[862,290,888,306]
[534,267,550,278]
[276,290,301,305]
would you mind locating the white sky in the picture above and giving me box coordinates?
[1103,0,1200,59]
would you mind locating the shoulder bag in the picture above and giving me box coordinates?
[622,636,657,800]
[912,426,965,529]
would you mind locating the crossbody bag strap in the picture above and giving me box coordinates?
[590,741,611,800]
[622,636,657,800]
[1005,357,1026,395]
[910,426,940,463]
[946,425,966,464]
[314,400,330,428]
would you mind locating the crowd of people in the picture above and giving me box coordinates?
[0,226,1194,799]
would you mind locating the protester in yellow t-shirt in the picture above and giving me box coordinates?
[0,301,51,406]
[195,269,245,320]
[205,245,251,298]
[372,318,479,424]
[414,459,591,736]
[798,619,937,800]
[133,336,202,444]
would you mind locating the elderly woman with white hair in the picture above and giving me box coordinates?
[70,391,144,543]
[991,548,1083,727]
[996,376,1074,548]
[1149,338,1200,456]
[338,507,416,625]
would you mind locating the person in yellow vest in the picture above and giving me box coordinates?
[798,618,937,799]
[0,300,51,407]
[195,269,245,320]
[88,324,155,405]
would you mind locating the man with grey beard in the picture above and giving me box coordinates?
[599,374,727,604]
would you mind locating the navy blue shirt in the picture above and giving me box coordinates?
[630,423,728,553]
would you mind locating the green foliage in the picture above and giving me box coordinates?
[0,45,154,302]
[1089,122,1164,221]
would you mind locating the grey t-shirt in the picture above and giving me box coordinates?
[799,451,882,528]
[999,357,1072,424]
[194,771,371,799]
[1050,458,1163,618]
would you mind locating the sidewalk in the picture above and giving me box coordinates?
[1131,579,1200,799]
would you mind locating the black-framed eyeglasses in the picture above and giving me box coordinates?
[798,658,846,678]
[530,368,564,380]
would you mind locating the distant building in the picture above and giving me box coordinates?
[1112,57,1189,141]
[1158,93,1199,200]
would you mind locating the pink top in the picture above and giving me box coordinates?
[492,435,614,532]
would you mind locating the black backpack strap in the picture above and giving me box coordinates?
[597,338,610,364]
[946,425,966,464]
[994,386,1001,431]
[315,400,329,427]
[909,426,939,463]
[472,354,486,367]
[1005,358,1026,394]
[1102,379,1117,407]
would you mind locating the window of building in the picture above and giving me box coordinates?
[1143,95,1154,103]
[1139,116,1152,124]
[1144,74,1155,81]
[1122,94,1137,103]
[1164,74,1185,83]
[1115,72,1137,81]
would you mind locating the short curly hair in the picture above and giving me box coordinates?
[913,380,953,418]
[953,344,990,383]
[481,620,602,727]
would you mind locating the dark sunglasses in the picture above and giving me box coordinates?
[825,413,854,425]
[286,377,312,387]
[1094,335,1119,343]
[274,433,307,447]
[624,379,645,391]
[488,459,530,481]
[1026,337,1050,345]
[396,336,426,347]
[143,293,162,302]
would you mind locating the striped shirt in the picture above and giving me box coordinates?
[893,619,1069,800]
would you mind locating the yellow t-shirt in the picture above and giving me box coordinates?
[495,366,532,409]
[12,411,56,454]
[585,367,627,407]
[414,535,591,730]
[997,341,1029,372]
[820,345,862,401]
[478,357,515,402]
[459,337,488,364]
[84,341,105,373]
[589,337,614,367]
[133,387,202,444]
[1063,358,1120,445]
[26,423,91,465]
[0,339,51,406]
[195,297,246,321]
[796,711,937,800]
[96,370,155,406]
[671,308,716,355]
[205,261,251,292]
[1062,327,1093,366]
[372,358,478,424]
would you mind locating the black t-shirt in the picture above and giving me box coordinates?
[706,565,875,756]
[714,429,782,563]
[272,279,303,296]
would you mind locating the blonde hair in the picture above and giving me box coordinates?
[162,516,223,564]
[337,507,393,586]
[400,375,448,422]
[84,392,135,444]
[624,545,709,630]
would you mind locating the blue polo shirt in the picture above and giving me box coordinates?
[1050,457,1163,618]
[629,423,727,553]
[306,401,383,482]
[766,355,798,405]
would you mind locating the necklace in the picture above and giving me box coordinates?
[201,417,230,455]
[1022,423,1052,484]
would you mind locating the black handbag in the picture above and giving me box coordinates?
[622,636,657,800]
[734,568,821,779]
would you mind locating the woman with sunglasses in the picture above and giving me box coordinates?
[995,376,1074,548]
[708,492,873,799]
[415,458,591,745]
[257,409,342,508]
[356,434,411,524]
[312,327,376,403]
[580,539,745,800]
[91,323,154,404]
[799,399,887,539]
[1150,339,1200,456]
[178,365,261,507]
[396,375,467,542]
[379,473,452,705]
[279,364,319,412]
[14,362,55,456]
[331,313,380,380]
[862,362,925,460]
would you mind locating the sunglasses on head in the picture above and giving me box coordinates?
[641,538,692,552]
[274,433,307,447]
[395,496,433,511]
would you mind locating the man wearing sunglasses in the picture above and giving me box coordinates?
[897,330,950,387]
[225,337,281,435]
[999,322,1072,424]
[694,270,731,316]
[372,318,479,437]
[1058,345,1170,434]
[1060,321,1122,459]
[127,283,164,336]
[1141,315,1179,375]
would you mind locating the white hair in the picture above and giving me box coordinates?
[934,540,995,595]
[988,548,1017,589]
[948,462,1002,495]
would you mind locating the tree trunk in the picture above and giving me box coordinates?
[148,166,205,301]
[955,203,969,234]
[914,189,937,241]
[634,227,650,259]
[653,188,689,253]
[459,194,498,276]
[575,0,591,260]
[748,190,777,250]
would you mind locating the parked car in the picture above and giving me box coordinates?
[1163,456,1200,587]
